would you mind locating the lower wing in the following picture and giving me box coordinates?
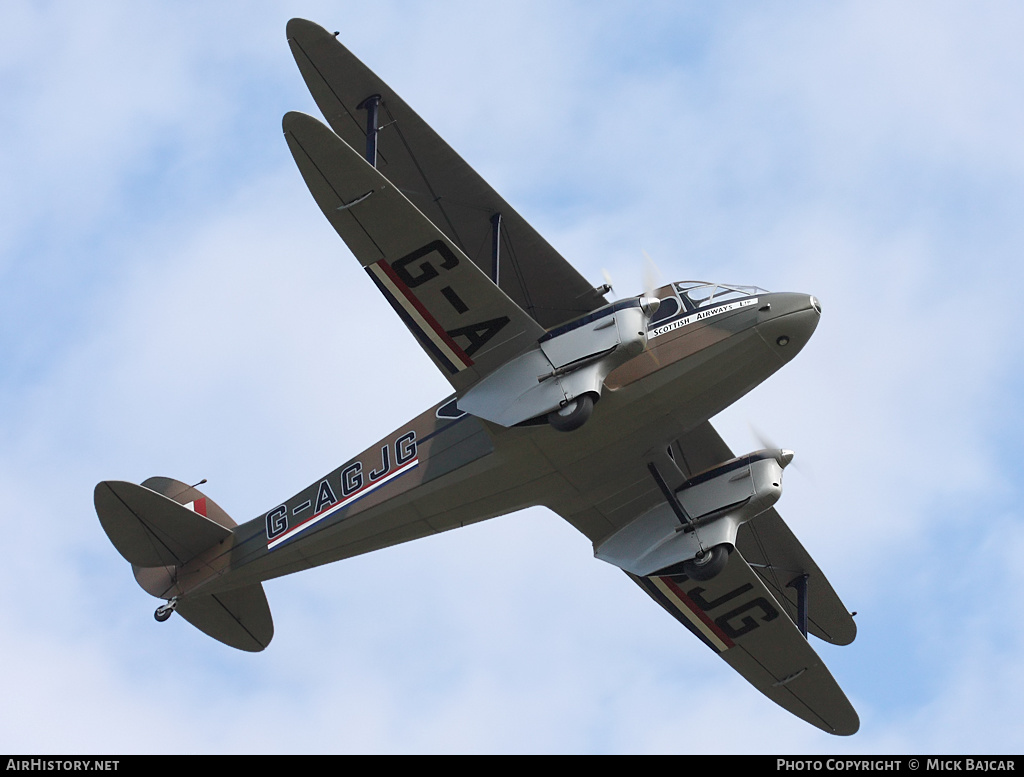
[628,555,858,735]
[552,419,859,735]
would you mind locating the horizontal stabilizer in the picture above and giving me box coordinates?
[95,480,231,568]
[177,584,274,652]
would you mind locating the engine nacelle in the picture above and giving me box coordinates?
[458,297,656,428]
[595,449,792,577]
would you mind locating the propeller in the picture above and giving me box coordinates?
[642,250,663,299]
[597,252,664,317]
[639,251,664,319]
[748,422,800,472]
[601,268,616,300]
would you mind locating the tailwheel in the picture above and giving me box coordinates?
[548,393,595,432]
[154,598,178,623]
[682,545,730,581]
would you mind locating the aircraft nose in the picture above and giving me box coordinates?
[755,293,821,356]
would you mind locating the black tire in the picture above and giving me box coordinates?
[682,545,730,581]
[548,393,595,432]
[154,606,173,622]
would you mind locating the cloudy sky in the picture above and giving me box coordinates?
[2,0,1022,755]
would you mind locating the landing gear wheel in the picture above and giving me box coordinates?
[548,393,595,432]
[682,545,730,581]
[154,599,178,622]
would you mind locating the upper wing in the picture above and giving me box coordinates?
[284,111,546,391]
[286,18,608,330]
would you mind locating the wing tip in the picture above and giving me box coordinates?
[286,17,325,41]
[282,110,324,135]
[831,713,861,736]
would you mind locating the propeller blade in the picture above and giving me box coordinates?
[642,251,663,299]
[600,268,616,299]
[749,422,803,473]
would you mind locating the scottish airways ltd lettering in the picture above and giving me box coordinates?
[649,297,758,339]
[265,431,418,549]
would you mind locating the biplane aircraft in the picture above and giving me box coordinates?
[95,18,858,735]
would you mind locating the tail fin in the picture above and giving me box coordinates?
[94,478,274,652]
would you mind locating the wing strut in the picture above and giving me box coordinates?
[490,212,502,285]
[357,93,381,167]
[646,461,692,528]
[788,573,810,638]
[646,461,712,557]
